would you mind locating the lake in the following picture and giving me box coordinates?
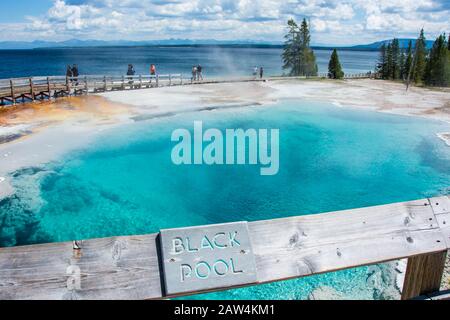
[0,46,379,79]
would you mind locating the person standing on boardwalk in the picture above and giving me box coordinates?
[127,64,136,76]
[66,65,73,82]
[150,64,156,86]
[127,64,136,84]
[150,64,156,76]
[191,66,198,83]
[259,66,264,79]
[72,64,79,85]
[197,64,203,81]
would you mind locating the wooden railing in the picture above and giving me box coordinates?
[0,73,379,106]
[315,72,376,79]
[0,74,183,105]
[0,195,448,300]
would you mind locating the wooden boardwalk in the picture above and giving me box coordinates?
[0,73,375,106]
[0,195,448,300]
[0,74,183,105]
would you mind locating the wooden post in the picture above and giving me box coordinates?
[84,76,88,94]
[180,74,183,85]
[103,76,107,91]
[156,75,159,87]
[47,77,51,97]
[121,75,125,90]
[10,80,15,105]
[29,78,35,101]
[66,76,71,94]
[401,251,447,300]
[169,74,172,86]
[139,75,142,89]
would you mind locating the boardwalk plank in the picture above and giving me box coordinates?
[0,198,448,299]
[248,200,446,283]
[0,235,163,300]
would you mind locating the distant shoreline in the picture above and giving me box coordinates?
[0,44,381,52]
[0,38,435,51]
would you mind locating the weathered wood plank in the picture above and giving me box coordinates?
[435,212,450,249]
[0,235,163,300]
[0,198,448,300]
[248,199,445,283]
[430,196,450,249]
[401,251,447,300]
[0,241,73,300]
[429,196,450,215]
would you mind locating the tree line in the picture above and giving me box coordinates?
[282,19,449,86]
[377,30,450,87]
[282,18,345,80]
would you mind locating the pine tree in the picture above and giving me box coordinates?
[386,43,393,79]
[447,35,450,86]
[391,39,401,80]
[404,40,413,80]
[282,19,300,76]
[424,34,450,86]
[299,19,311,47]
[414,29,427,84]
[328,49,344,79]
[378,39,413,81]
[282,18,317,76]
[299,19,318,76]
[376,44,387,78]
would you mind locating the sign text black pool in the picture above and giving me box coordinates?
[160,222,257,295]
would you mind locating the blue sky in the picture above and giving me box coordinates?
[0,0,53,23]
[0,0,449,45]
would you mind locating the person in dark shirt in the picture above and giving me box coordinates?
[72,64,79,77]
[260,66,264,79]
[127,64,136,84]
[197,65,203,81]
[66,65,73,78]
[127,64,136,76]
[71,64,79,85]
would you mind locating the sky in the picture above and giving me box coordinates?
[0,0,449,46]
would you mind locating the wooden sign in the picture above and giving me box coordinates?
[159,222,257,296]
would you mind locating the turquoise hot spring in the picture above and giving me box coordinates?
[0,99,449,299]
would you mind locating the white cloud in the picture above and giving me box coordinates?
[0,0,448,45]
